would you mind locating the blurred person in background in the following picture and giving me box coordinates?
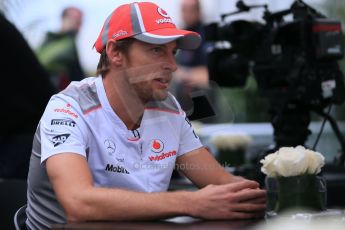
[175,0,208,87]
[0,12,56,179]
[37,6,84,91]
[171,0,215,121]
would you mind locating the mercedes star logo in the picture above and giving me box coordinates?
[104,139,116,154]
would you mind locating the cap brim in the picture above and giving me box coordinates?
[133,28,201,50]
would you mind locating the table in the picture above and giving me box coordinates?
[51,216,262,230]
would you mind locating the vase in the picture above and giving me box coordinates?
[265,175,327,214]
[217,149,245,167]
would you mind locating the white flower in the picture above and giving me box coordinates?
[260,153,278,177]
[211,134,252,150]
[305,149,325,174]
[275,146,309,177]
[260,145,325,177]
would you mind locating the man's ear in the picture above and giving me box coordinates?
[106,41,123,67]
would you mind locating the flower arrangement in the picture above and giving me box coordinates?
[210,134,252,151]
[211,134,252,166]
[261,146,326,213]
[260,145,325,177]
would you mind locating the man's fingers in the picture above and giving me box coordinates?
[226,210,265,220]
[230,202,266,212]
[230,188,266,203]
[243,195,267,204]
[224,180,260,192]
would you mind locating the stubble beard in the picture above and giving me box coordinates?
[126,72,170,103]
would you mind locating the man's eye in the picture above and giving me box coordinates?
[152,47,163,53]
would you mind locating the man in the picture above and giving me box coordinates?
[37,6,84,90]
[26,2,266,229]
[172,0,216,120]
[175,0,208,87]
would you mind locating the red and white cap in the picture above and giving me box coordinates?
[94,2,201,53]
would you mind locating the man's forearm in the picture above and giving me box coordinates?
[66,187,192,222]
[177,148,242,188]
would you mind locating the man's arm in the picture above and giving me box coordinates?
[176,147,266,218]
[46,153,190,222]
[176,147,241,187]
[47,152,265,222]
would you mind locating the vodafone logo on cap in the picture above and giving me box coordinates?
[157,8,169,18]
[156,7,173,24]
[151,139,164,153]
[156,7,174,24]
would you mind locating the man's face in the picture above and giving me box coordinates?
[121,40,178,103]
[64,8,83,33]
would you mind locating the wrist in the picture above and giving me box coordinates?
[176,191,195,216]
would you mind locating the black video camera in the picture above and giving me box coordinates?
[206,0,345,110]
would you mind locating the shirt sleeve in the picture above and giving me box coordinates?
[40,95,89,163]
[177,111,203,157]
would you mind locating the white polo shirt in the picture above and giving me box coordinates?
[38,76,203,192]
[27,76,203,229]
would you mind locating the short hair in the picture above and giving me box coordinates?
[96,38,135,77]
[61,7,82,19]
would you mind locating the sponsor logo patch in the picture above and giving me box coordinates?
[150,139,164,153]
[156,18,173,24]
[51,119,76,127]
[112,30,128,39]
[104,139,124,162]
[52,134,70,147]
[53,103,78,118]
[148,150,177,161]
[156,7,173,24]
[105,164,130,174]
[104,139,116,154]
[157,7,169,18]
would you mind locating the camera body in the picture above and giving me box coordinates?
[206,0,345,110]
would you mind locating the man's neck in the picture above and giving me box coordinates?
[102,76,145,130]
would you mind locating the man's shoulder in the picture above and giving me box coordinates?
[57,77,102,115]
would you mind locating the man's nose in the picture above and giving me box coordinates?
[161,54,177,72]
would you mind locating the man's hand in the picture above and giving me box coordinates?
[188,180,266,220]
